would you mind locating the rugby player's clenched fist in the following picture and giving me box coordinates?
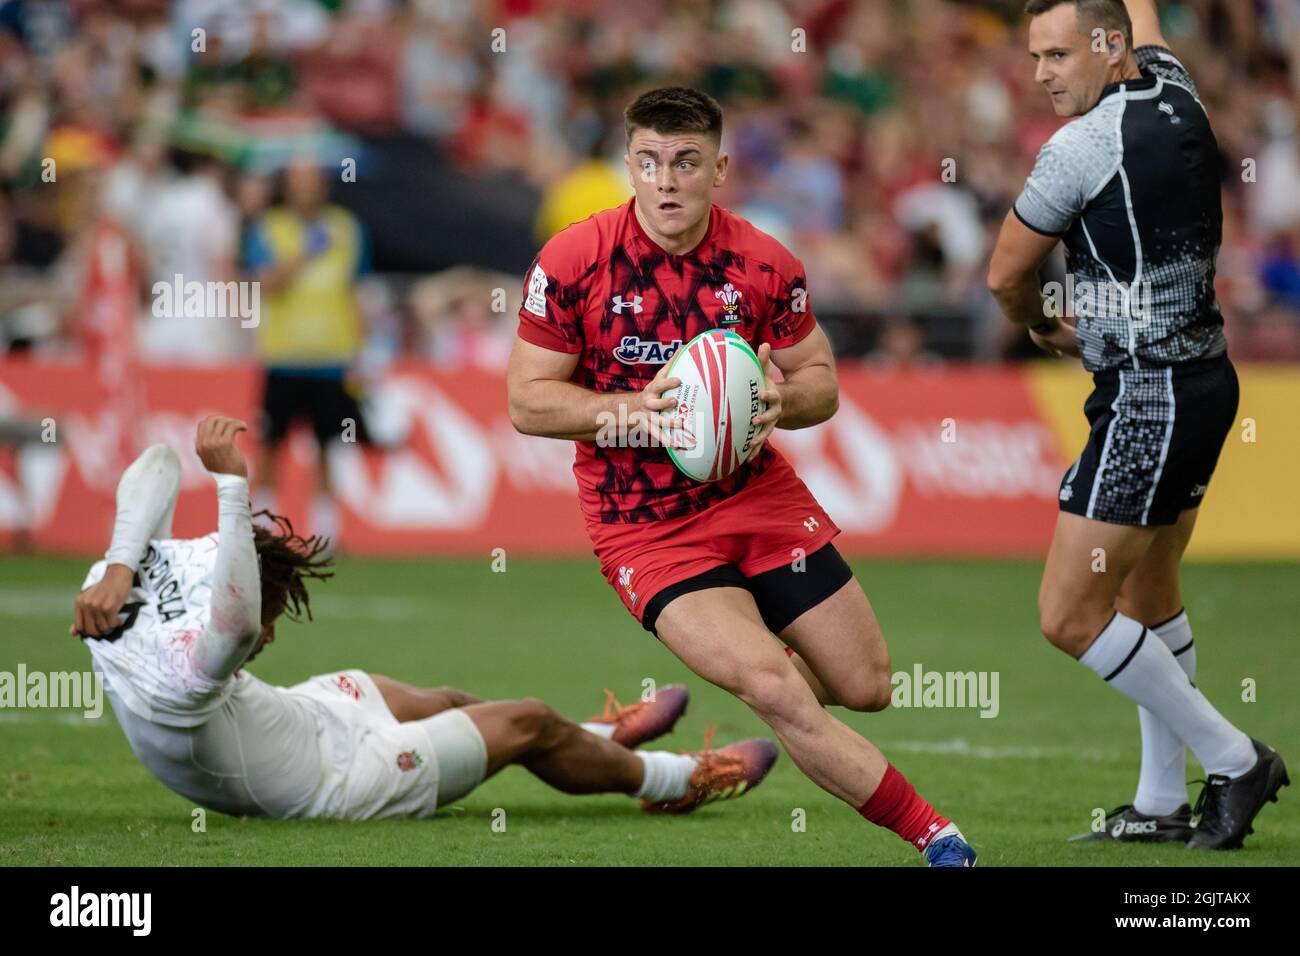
[195,415,249,478]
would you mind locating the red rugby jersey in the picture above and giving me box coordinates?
[516,196,817,525]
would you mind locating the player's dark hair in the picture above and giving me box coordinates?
[624,87,723,146]
[252,510,334,628]
[1024,0,1133,49]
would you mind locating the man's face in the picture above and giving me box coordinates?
[624,128,727,245]
[285,162,326,213]
[1028,5,1124,117]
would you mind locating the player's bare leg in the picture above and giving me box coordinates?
[655,586,973,864]
[371,673,692,748]
[460,699,775,807]
[780,578,892,712]
[369,674,483,721]
[1040,512,1284,848]
[786,652,834,706]
[657,587,883,799]
[1114,508,1198,626]
[465,699,645,794]
[376,682,773,809]
[1038,512,1155,658]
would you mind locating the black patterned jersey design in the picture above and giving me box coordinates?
[517,198,817,524]
[1014,46,1227,372]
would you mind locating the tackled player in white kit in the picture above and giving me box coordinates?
[71,416,778,821]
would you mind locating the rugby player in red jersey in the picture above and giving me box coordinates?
[507,87,976,865]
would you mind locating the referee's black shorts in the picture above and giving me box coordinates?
[1058,354,1239,527]
[260,366,371,447]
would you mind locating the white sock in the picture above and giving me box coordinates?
[1134,610,1197,815]
[311,492,339,547]
[633,751,695,802]
[580,722,616,740]
[1080,611,1255,780]
[933,822,962,842]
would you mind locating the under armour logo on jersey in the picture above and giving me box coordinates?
[611,295,643,314]
[803,516,819,533]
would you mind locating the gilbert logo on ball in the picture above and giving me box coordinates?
[661,329,767,483]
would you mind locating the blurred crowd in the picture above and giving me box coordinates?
[4,0,1300,369]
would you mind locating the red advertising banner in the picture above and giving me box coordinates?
[0,360,1064,557]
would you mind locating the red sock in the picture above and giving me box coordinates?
[858,764,950,852]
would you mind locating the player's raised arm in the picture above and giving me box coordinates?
[1122,0,1169,50]
[71,444,182,637]
[190,415,263,682]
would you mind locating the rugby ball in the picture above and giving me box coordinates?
[661,329,767,482]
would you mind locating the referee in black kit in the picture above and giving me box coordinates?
[987,0,1287,849]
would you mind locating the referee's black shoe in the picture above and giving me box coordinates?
[1070,804,1192,843]
[1188,739,1289,850]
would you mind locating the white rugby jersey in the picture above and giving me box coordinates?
[82,536,233,727]
[77,446,324,817]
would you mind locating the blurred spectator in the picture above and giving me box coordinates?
[0,185,64,351]
[533,144,630,242]
[243,159,370,547]
[409,266,517,371]
[135,148,242,362]
[866,316,944,370]
[0,0,1298,365]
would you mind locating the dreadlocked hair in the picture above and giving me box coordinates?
[252,510,335,627]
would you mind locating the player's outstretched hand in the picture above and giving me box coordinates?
[1029,319,1082,360]
[195,415,249,477]
[70,563,134,637]
[749,342,782,453]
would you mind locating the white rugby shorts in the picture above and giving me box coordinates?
[289,670,487,820]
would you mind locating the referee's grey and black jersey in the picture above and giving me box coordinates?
[1015,46,1226,373]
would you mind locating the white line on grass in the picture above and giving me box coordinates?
[885,738,1120,761]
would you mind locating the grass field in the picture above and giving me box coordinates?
[1,554,1296,867]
